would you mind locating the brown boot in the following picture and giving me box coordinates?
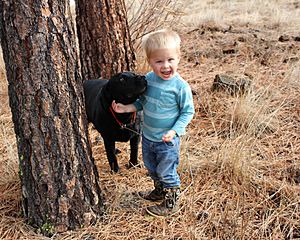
[146,187,180,217]
[138,181,165,201]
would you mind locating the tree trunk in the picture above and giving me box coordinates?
[75,0,136,80]
[0,0,104,234]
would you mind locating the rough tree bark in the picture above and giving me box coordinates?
[0,0,104,234]
[75,0,136,80]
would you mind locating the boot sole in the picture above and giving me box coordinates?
[137,192,164,202]
[145,206,179,218]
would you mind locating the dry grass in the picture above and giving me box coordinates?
[126,0,185,50]
[1,0,299,239]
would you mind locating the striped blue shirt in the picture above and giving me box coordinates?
[134,71,195,142]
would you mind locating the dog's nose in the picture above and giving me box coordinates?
[137,76,147,85]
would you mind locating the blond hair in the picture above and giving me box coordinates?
[141,29,181,59]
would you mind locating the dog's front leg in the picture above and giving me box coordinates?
[128,135,140,168]
[103,139,119,172]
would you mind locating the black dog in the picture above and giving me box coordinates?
[84,72,147,172]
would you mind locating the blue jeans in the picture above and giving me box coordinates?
[142,135,180,188]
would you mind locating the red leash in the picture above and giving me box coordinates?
[109,106,136,129]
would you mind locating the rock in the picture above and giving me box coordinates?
[196,210,209,220]
[212,74,252,95]
[222,42,238,54]
[222,48,237,54]
[279,34,290,42]
[283,56,299,63]
[294,36,300,42]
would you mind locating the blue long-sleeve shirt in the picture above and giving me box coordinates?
[134,71,195,142]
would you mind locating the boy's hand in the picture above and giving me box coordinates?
[111,100,137,113]
[162,130,177,142]
[111,100,126,113]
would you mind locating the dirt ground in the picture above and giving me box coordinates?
[86,20,300,239]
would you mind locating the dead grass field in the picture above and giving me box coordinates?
[0,0,299,239]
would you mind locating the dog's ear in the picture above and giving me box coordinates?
[101,82,113,105]
[111,72,122,81]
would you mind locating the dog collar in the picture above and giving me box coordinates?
[109,106,137,131]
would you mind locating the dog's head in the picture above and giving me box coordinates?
[108,72,147,104]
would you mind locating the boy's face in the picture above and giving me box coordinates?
[148,48,180,80]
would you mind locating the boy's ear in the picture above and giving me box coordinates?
[177,50,181,60]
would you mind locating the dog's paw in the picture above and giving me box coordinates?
[109,162,120,173]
